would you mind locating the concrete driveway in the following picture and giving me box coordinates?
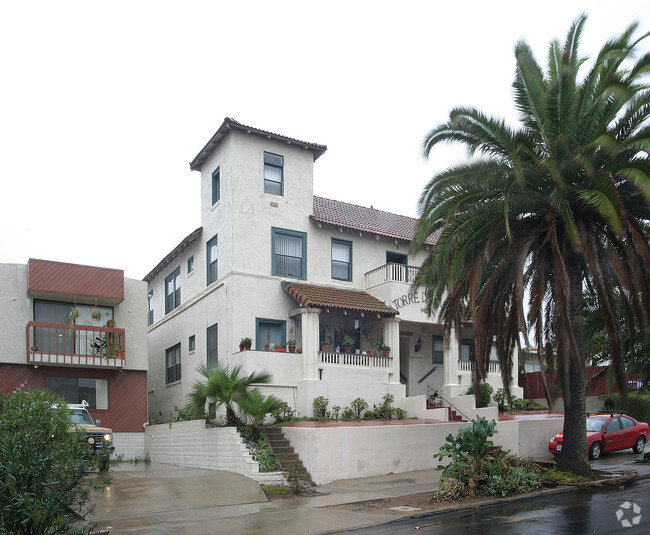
[89,463,268,533]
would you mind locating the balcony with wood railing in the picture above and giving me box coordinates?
[26,321,126,368]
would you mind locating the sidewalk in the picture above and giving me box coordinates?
[89,453,650,535]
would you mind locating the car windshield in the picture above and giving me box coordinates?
[69,409,95,426]
[586,417,607,432]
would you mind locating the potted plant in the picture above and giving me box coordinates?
[106,319,116,328]
[286,339,297,353]
[239,337,252,351]
[68,307,80,339]
[297,347,302,354]
[377,341,390,356]
[343,334,354,354]
[321,343,328,351]
[91,308,103,321]
[275,343,286,353]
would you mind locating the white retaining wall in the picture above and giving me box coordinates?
[113,432,146,460]
[283,416,565,485]
[144,420,286,485]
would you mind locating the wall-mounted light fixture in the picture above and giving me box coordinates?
[415,337,422,353]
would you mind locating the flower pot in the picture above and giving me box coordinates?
[344,346,352,354]
[239,344,245,351]
[244,342,252,350]
[116,349,125,359]
[321,345,328,351]
[369,349,376,356]
[106,320,115,328]
[288,345,296,353]
[383,350,390,357]
[275,345,286,353]
[297,348,302,354]
[265,344,270,351]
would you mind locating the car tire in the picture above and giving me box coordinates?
[589,442,602,460]
[633,436,646,454]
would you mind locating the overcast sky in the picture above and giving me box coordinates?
[1,1,648,280]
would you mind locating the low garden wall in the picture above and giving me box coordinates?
[282,416,564,485]
[144,420,286,485]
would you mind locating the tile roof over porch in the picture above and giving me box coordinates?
[281,281,398,316]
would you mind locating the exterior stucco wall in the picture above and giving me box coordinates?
[0,264,30,364]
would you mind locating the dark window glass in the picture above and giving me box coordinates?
[432,335,444,363]
[45,376,108,409]
[189,335,195,352]
[166,344,181,384]
[212,167,220,204]
[256,319,285,350]
[207,324,218,366]
[273,228,305,279]
[207,236,218,285]
[332,239,352,281]
[187,256,194,273]
[148,291,154,326]
[264,152,283,195]
[165,268,181,314]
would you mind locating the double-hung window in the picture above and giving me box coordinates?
[165,343,181,384]
[147,291,154,326]
[432,335,444,364]
[331,239,352,281]
[264,152,283,195]
[272,228,306,279]
[207,235,218,285]
[212,167,220,204]
[207,323,218,366]
[165,268,181,314]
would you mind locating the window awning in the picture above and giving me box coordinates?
[281,281,398,316]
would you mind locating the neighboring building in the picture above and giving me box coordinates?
[145,118,521,421]
[0,259,148,458]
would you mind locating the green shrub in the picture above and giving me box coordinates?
[341,407,355,420]
[0,389,110,535]
[332,405,341,419]
[350,398,369,418]
[478,465,540,497]
[312,396,329,418]
[543,466,590,483]
[271,401,296,423]
[252,439,277,472]
[363,409,378,420]
[622,393,650,424]
[467,383,493,408]
[393,408,407,420]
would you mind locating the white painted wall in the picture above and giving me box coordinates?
[0,264,31,364]
[144,420,285,485]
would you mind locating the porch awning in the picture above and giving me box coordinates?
[281,281,398,316]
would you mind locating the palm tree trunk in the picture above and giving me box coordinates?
[557,257,591,476]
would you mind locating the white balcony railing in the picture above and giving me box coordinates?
[365,263,421,289]
[458,360,501,373]
[320,351,392,368]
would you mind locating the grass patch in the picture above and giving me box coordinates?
[543,466,591,483]
[261,484,290,496]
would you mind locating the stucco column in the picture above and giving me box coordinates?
[295,307,321,381]
[381,316,400,383]
[443,326,459,387]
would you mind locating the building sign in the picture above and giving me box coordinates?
[391,290,430,313]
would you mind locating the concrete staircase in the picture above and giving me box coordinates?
[264,427,314,486]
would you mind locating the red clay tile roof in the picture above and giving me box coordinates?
[281,281,398,316]
[190,118,328,171]
[311,197,439,246]
[28,259,124,304]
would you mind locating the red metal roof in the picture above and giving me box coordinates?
[28,259,124,304]
[311,197,439,245]
[190,117,328,171]
[281,281,398,316]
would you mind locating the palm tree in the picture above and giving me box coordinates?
[412,15,650,476]
[237,389,285,440]
[186,364,272,427]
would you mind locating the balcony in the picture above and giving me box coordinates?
[458,360,501,374]
[320,350,392,368]
[26,321,126,368]
[365,263,420,289]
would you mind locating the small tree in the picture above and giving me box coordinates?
[350,398,368,418]
[0,389,109,535]
[238,390,284,440]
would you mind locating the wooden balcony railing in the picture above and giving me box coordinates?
[26,321,126,367]
[458,360,501,373]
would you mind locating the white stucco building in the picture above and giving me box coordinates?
[145,118,520,421]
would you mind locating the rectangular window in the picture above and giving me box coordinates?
[45,377,108,410]
[147,291,154,326]
[461,338,474,362]
[212,167,220,204]
[272,227,306,279]
[207,235,218,285]
[189,335,195,352]
[432,335,444,364]
[256,318,286,350]
[165,268,181,314]
[165,344,181,384]
[207,323,218,367]
[264,152,284,195]
[187,255,194,273]
[331,239,352,281]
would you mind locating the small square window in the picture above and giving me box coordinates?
[187,256,194,273]
[189,335,195,352]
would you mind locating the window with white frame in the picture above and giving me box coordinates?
[46,377,108,410]
[148,291,154,326]
[264,152,283,195]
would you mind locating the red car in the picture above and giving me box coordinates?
[549,413,649,460]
